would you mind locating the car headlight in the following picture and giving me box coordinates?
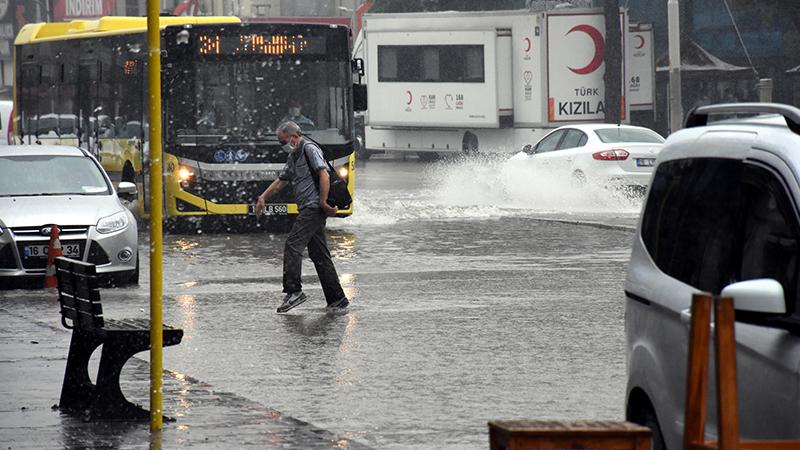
[97,211,129,234]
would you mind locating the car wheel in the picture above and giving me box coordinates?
[127,252,140,285]
[630,404,666,450]
[571,170,587,188]
[122,162,136,183]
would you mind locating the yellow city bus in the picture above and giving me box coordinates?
[13,16,362,226]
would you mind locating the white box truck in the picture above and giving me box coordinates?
[357,8,639,158]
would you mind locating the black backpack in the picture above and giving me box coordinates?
[301,143,353,209]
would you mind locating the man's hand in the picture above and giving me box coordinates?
[321,203,338,217]
[255,194,266,220]
[256,179,285,220]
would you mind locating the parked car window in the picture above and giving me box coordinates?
[737,164,800,314]
[0,155,110,197]
[535,130,565,153]
[594,127,664,144]
[641,158,742,293]
[558,129,587,149]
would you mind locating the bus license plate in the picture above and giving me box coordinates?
[636,158,655,167]
[24,243,81,258]
[249,204,289,216]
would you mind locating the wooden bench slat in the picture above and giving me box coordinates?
[104,318,180,331]
[57,276,100,302]
[56,256,184,421]
[55,257,96,276]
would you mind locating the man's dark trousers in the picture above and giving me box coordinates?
[283,207,346,304]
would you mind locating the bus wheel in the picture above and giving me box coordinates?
[462,131,479,156]
[262,216,296,234]
[417,152,439,162]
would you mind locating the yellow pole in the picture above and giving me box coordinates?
[147,0,164,431]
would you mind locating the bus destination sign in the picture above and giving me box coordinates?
[197,33,326,56]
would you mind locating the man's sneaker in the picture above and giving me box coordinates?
[277,291,308,313]
[326,297,350,314]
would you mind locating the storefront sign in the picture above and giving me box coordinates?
[54,0,115,21]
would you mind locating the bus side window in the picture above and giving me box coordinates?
[20,63,41,140]
[58,59,79,138]
[38,64,59,139]
[119,36,143,140]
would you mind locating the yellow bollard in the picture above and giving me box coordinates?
[147,0,164,432]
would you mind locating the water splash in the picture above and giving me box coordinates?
[335,156,643,228]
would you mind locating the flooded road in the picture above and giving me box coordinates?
[2,156,644,449]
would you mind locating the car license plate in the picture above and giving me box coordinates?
[24,243,81,258]
[636,158,656,167]
[248,204,289,216]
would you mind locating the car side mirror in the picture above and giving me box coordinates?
[117,181,138,198]
[522,144,534,154]
[721,279,786,314]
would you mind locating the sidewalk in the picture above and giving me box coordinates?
[0,307,369,449]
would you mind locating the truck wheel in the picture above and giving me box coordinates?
[417,152,439,162]
[357,148,374,160]
[462,131,479,156]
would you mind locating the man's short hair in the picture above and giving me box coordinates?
[278,121,301,136]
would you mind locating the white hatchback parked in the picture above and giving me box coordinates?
[625,103,800,449]
[0,146,139,286]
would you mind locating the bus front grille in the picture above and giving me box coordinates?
[184,180,295,205]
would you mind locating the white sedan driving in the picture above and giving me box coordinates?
[511,124,665,194]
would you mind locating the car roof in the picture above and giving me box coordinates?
[0,145,88,157]
[657,118,800,165]
[555,123,656,132]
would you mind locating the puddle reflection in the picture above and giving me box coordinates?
[329,231,358,260]
[280,313,346,338]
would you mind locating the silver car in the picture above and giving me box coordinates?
[0,146,138,286]
[625,104,800,449]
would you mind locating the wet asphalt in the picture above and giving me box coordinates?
[1,155,644,449]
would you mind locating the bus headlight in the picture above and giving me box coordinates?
[178,166,196,188]
[338,166,349,179]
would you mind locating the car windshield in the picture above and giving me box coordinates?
[0,155,110,196]
[594,128,665,144]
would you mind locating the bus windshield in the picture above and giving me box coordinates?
[167,58,351,144]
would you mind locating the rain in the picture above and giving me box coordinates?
[1,0,798,449]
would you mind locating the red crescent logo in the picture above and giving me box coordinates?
[524,37,531,53]
[566,24,605,75]
[406,90,412,105]
[634,34,645,49]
